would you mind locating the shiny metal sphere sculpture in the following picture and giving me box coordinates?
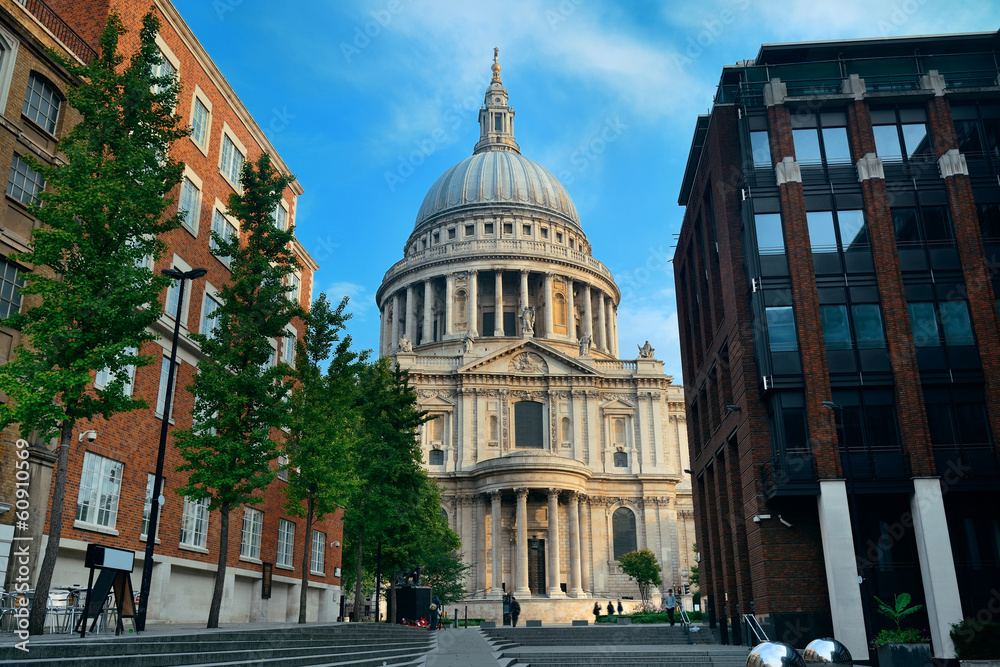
[748,641,808,667]
[803,638,853,664]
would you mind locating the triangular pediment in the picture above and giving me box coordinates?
[416,391,456,408]
[457,339,598,376]
[600,398,635,412]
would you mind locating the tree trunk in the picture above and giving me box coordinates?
[390,580,397,625]
[207,501,231,629]
[374,540,381,622]
[28,418,74,635]
[353,524,364,621]
[298,495,313,624]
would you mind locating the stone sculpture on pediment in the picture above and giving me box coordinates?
[398,335,413,353]
[638,340,655,359]
[508,351,547,374]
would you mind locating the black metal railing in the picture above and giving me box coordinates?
[760,453,818,498]
[17,0,97,64]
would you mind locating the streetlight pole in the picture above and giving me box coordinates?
[136,267,207,632]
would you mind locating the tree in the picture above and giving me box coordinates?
[0,12,186,635]
[618,549,663,604]
[345,359,429,619]
[282,292,365,623]
[175,153,300,628]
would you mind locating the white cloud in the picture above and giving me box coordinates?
[325,281,376,323]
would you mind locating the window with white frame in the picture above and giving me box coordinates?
[311,530,326,574]
[151,48,176,95]
[190,94,210,149]
[155,356,179,419]
[240,506,263,560]
[274,201,288,230]
[201,291,221,339]
[180,497,209,549]
[0,256,25,319]
[178,176,201,235]
[210,208,237,265]
[76,452,123,529]
[219,130,245,189]
[7,153,44,205]
[141,473,155,538]
[94,346,137,397]
[277,518,294,567]
[283,327,296,366]
[277,453,289,481]
[0,28,21,120]
[288,274,300,305]
[22,72,60,134]
[163,256,193,321]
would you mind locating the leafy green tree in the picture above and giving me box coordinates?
[175,153,300,628]
[282,292,365,623]
[345,359,429,618]
[618,549,663,604]
[419,545,468,607]
[0,12,185,635]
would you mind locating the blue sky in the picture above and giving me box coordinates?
[171,0,1000,382]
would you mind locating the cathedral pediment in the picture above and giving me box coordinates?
[457,339,598,376]
[417,390,456,408]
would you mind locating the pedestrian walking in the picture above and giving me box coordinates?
[510,596,521,627]
[665,588,677,626]
[617,600,623,615]
[593,601,601,621]
[607,601,615,616]
[429,596,441,630]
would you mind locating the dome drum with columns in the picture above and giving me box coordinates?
[377,52,692,618]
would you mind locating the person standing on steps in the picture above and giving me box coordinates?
[429,596,441,630]
[509,595,521,627]
[617,600,623,615]
[664,588,677,626]
[607,601,615,616]
[593,601,601,622]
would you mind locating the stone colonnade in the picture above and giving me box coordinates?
[379,268,617,355]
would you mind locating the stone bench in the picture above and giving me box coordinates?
[572,620,589,626]
[526,620,543,627]
[617,617,632,624]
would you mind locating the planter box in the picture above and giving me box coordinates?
[876,643,932,667]
[960,662,1000,667]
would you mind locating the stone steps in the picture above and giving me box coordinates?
[482,625,694,646]
[0,624,433,667]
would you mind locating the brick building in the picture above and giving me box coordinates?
[0,0,343,624]
[674,32,1000,660]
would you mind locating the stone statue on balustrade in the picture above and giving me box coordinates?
[638,340,655,359]
[398,334,413,353]
[462,329,475,354]
[578,333,592,357]
[520,306,535,336]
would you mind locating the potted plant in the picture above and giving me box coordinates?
[872,593,931,667]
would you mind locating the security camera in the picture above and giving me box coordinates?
[79,430,97,443]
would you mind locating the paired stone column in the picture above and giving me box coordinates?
[580,496,591,593]
[468,270,479,336]
[568,492,584,597]
[544,273,554,337]
[514,488,531,597]
[422,279,433,345]
[405,284,416,343]
[547,488,564,597]
[567,280,576,341]
[489,490,503,598]
[597,293,607,352]
[610,304,618,356]
[583,284,593,340]
[519,270,529,334]
[494,270,505,336]
[391,293,400,353]
[445,273,454,337]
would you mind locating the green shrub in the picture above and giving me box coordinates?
[951,621,1000,659]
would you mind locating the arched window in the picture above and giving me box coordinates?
[22,72,61,134]
[614,451,628,467]
[428,415,443,443]
[612,507,637,560]
[613,418,626,446]
[561,417,571,442]
[489,415,499,443]
[429,449,444,465]
[514,401,544,449]
[455,289,467,327]
[554,293,567,327]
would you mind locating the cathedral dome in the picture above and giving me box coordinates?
[413,151,580,231]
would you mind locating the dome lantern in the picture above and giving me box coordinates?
[475,48,519,155]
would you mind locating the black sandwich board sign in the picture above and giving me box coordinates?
[77,544,137,637]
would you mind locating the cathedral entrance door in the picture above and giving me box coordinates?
[528,537,546,595]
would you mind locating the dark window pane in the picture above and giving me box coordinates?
[978,203,1000,240]
[939,301,974,345]
[841,405,864,450]
[612,507,637,560]
[514,401,544,449]
[793,128,822,162]
[613,451,628,467]
[921,207,954,243]
[908,302,940,347]
[925,402,956,446]
[821,305,852,350]
[852,304,886,349]
[956,402,990,446]
[838,210,869,250]
[783,407,808,453]
[865,404,899,450]
[482,312,495,337]
[955,120,984,154]
[766,306,798,351]
[874,125,902,157]
[751,130,771,166]
[429,449,444,465]
[892,208,920,245]
[902,123,931,159]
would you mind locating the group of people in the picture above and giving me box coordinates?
[592,589,679,626]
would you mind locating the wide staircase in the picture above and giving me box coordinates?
[0,623,433,666]
[482,625,751,667]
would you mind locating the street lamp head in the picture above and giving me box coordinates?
[725,404,741,413]
[822,401,839,410]
[186,268,208,279]
[161,267,184,280]
[161,267,208,280]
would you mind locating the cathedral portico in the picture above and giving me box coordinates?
[379,52,692,607]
